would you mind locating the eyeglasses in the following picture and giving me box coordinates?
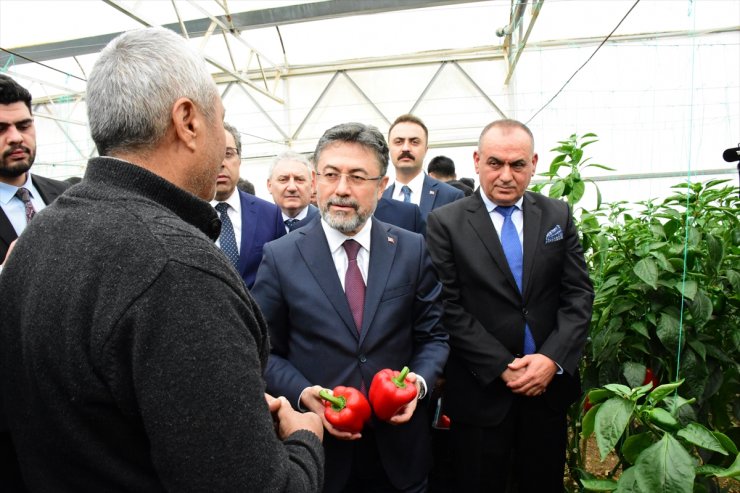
[316,172,382,187]
[225,147,240,160]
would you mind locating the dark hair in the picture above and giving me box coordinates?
[388,113,428,141]
[236,178,255,195]
[314,122,390,176]
[0,74,32,113]
[459,177,475,189]
[428,155,456,178]
[224,121,242,157]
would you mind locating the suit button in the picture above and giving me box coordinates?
[359,355,367,363]
[522,308,529,316]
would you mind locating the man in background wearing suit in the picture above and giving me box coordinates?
[383,114,463,219]
[0,75,69,491]
[0,74,69,267]
[253,122,449,493]
[212,122,284,288]
[426,119,594,492]
[427,155,474,197]
[267,151,318,233]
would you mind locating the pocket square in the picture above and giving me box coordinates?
[545,225,563,244]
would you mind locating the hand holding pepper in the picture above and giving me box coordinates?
[318,386,371,436]
[369,366,419,423]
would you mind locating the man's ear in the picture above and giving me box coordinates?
[171,97,198,151]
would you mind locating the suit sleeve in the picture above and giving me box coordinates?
[426,211,516,387]
[536,205,594,375]
[252,243,313,406]
[407,235,449,395]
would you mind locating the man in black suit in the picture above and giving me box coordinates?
[426,119,594,492]
[383,114,463,219]
[0,75,69,266]
[0,74,70,491]
[427,155,474,197]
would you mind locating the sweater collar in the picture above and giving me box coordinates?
[83,157,221,240]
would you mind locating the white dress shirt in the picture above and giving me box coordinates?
[391,172,426,206]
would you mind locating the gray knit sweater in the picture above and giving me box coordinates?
[0,157,323,492]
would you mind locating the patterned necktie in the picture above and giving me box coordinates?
[215,202,239,268]
[343,239,365,333]
[15,187,36,223]
[284,218,299,232]
[496,205,536,355]
[401,185,412,203]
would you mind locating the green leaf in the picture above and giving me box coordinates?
[697,453,740,478]
[713,431,739,455]
[581,478,618,491]
[648,380,684,405]
[705,234,723,269]
[588,388,613,404]
[595,397,635,460]
[633,258,659,289]
[687,339,706,362]
[630,321,650,338]
[622,362,647,388]
[689,290,713,326]
[677,423,728,455]
[585,163,617,171]
[656,312,681,354]
[727,270,740,293]
[622,432,654,465]
[581,402,599,439]
[675,279,697,300]
[634,434,695,493]
[570,179,586,204]
[550,180,566,198]
[615,467,639,492]
[603,384,631,397]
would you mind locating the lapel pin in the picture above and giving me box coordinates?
[429,190,436,195]
[387,236,395,244]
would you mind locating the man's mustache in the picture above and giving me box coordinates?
[327,197,359,210]
[398,151,415,160]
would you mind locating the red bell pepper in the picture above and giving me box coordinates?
[318,386,371,434]
[643,367,659,389]
[368,366,418,421]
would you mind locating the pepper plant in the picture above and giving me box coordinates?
[578,380,739,492]
[534,133,740,491]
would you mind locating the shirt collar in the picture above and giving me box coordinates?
[210,188,241,215]
[283,205,309,222]
[393,172,426,199]
[321,216,373,255]
[0,172,33,205]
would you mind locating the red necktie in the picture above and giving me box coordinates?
[343,239,365,333]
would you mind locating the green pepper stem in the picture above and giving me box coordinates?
[319,389,346,411]
[392,366,410,388]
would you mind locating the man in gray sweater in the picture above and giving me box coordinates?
[0,27,324,492]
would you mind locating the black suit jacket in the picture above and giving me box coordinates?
[0,174,69,262]
[373,197,425,234]
[426,190,593,426]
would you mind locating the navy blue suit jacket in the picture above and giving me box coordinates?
[289,204,319,232]
[235,190,285,288]
[382,174,464,220]
[252,217,449,491]
[374,197,425,235]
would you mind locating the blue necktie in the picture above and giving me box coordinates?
[496,205,536,355]
[284,218,299,232]
[215,202,239,268]
[401,185,412,203]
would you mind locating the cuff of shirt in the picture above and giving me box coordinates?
[416,375,428,400]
